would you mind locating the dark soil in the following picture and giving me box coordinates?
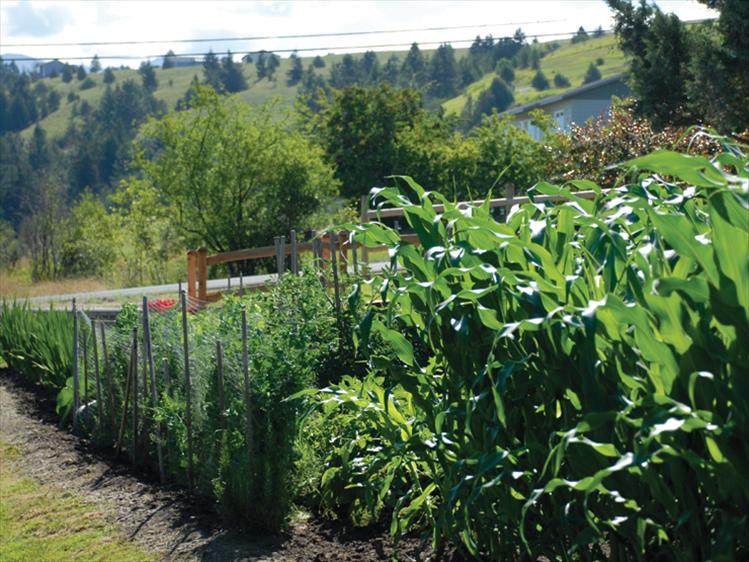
[0,371,464,561]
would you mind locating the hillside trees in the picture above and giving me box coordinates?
[287,52,303,85]
[428,44,460,98]
[128,86,338,255]
[583,61,602,84]
[138,62,158,92]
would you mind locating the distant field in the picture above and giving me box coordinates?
[442,34,629,115]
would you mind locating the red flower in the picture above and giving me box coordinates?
[148,298,176,312]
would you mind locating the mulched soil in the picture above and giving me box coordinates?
[0,370,465,562]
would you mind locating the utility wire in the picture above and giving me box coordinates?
[0,29,616,63]
[1,19,562,48]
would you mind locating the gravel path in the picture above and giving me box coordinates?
[0,372,440,562]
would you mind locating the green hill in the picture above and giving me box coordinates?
[442,34,629,116]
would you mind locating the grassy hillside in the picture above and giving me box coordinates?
[21,48,468,140]
[442,34,629,116]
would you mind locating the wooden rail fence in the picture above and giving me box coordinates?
[186,186,601,303]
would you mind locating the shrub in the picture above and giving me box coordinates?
[79,77,96,90]
[553,72,571,88]
[583,62,602,84]
[314,138,749,559]
[531,69,549,90]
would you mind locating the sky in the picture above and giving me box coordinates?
[0,1,717,67]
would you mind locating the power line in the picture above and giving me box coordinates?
[0,29,615,63]
[1,19,562,49]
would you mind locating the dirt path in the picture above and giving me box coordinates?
[0,373,434,562]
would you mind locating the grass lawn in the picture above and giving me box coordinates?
[0,442,153,562]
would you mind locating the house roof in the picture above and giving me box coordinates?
[503,73,628,117]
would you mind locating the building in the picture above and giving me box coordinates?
[504,74,630,140]
[36,59,66,77]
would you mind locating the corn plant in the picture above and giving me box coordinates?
[311,136,748,560]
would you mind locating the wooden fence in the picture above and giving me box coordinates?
[186,185,601,303]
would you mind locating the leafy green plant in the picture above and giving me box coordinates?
[311,137,748,559]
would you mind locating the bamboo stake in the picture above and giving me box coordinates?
[329,232,341,317]
[72,299,79,424]
[290,230,298,275]
[216,340,225,430]
[180,290,195,491]
[82,325,89,407]
[115,331,135,457]
[131,328,139,465]
[143,297,166,483]
[91,319,102,430]
[241,308,253,475]
[100,322,115,435]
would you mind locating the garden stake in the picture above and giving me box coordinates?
[275,235,286,277]
[143,297,166,483]
[115,331,135,458]
[100,322,116,435]
[91,319,103,430]
[216,340,225,430]
[241,308,253,478]
[82,325,89,407]
[329,232,341,317]
[131,327,139,465]
[180,290,195,492]
[72,299,79,423]
[290,230,299,275]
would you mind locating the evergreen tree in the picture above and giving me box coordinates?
[221,51,247,92]
[531,69,550,90]
[360,51,380,84]
[76,65,87,80]
[427,43,459,98]
[162,49,176,69]
[266,53,280,80]
[61,64,73,83]
[553,73,571,87]
[582,62,602,84]
[329,54,358,88]
[313,55,326,68]
[176,75,201,110]
[572,26,590,44]
[471,77,514,124]
[103,67,115,84]
[139,61,158,92]
[203,50,222,89]
[255,52,267,80]
[90,55,101,73]
[383,55,401,85]
[594,25,605,38]
[496,58,515,84]
[513,28,526,45]
[287,52,303,85]
[401,43,426,87]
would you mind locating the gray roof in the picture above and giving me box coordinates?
[503,73,628,117]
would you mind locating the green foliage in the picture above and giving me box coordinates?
[130,86,338,257]
[314,140,749,559]
[582,61,602,84]
[531,69,549,90]
[553,72,571,88]
[462,77,513,128]
[495,58,515,84]
[138,62,158,92]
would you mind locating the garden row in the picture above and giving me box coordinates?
[1,137,747,560]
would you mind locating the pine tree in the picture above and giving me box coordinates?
[203,50,222,89]
[473,77,514,123]
[221,51,247,92]
[103,67,115,84]
[594,25,605,38]
[139,61,158,92]
[61,64,73,83]
[360,51,380,84]
[553,73,571,87]
[496,58,515,84]
[287,52,303,85]
[90,55,101,73]
[572,26,589,44]
[383,55,400,85]
[428,43,459,98]
[76,65,87,80]
[582,62,602,84]
[255,52,267,80]
[162,50,176,69]
[401,43,426,86]
[531,69,550,90]
[313,55,326,68]
[266,53,280,80]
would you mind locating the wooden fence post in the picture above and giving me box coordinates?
[241,308,253,477]
[216,340,225,431]
[359,195,370,264]
[274,236,285,277]
[329,232,341,317]
[143,297,166,483]
[290,230,299,275]
[180,290,195,491]
[72,299,79,424]
[187,250,197,299]
[197,247,208,303]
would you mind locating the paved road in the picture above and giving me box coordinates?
[26,262,390,306]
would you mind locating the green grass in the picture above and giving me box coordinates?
[442,34,629,115]
[23,47,468,140]
[0,442,154,562]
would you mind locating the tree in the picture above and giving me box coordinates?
[383,55,400,85]
[61,64,73,83]
[265,53,280,80]
[130,86,338,256]
[496,58,515,84]
[221,51,247,92]
[360,51,380,84]
[76,65,87,80]
[90,55,101,73]
[162,49,176,69]
[471,77,514,123]
[531,69,550,90]
[553,73,571,87]
[139,61,158,92]
[287,52,303,85]
[203,50,222,89]
[582,62,602,84]
[255,51,267,79]
[313,55,326,68]
[571,26,589,44]
[314,84,424,198]
[428,43,459,98]
[401,43,426,87]
[594,25,605,38]
[103,67,115,84]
